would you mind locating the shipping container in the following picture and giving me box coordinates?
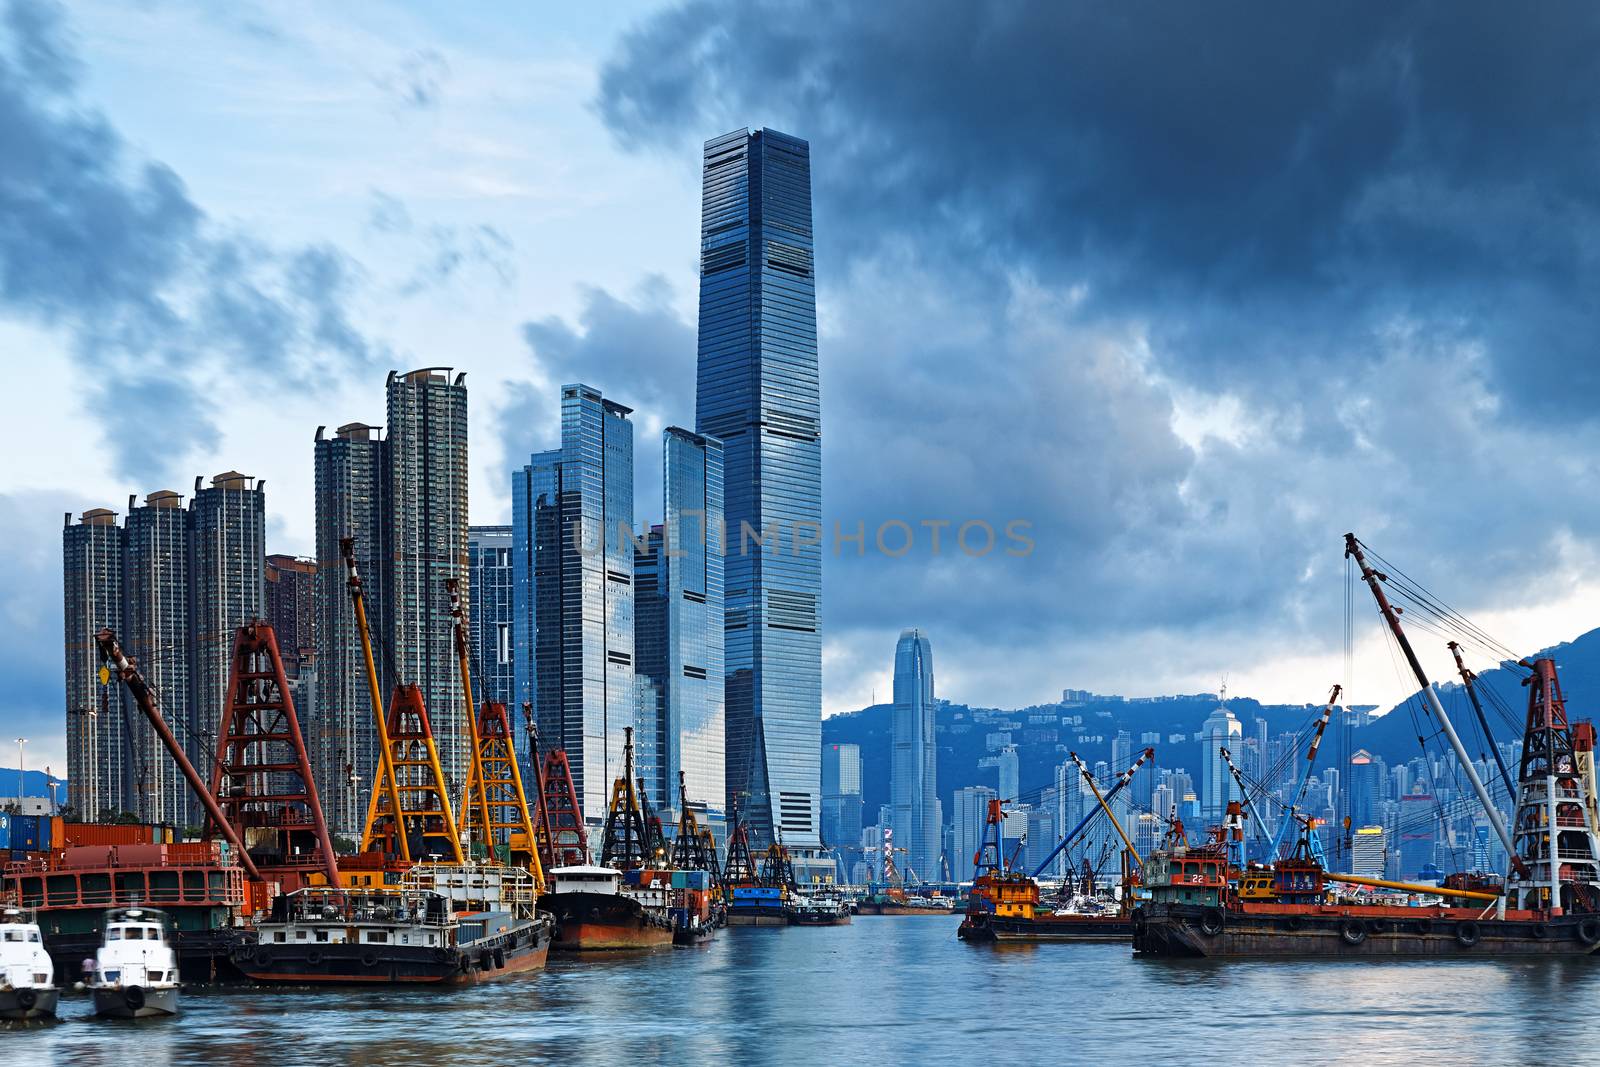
[115,843,169,866]
[0,812,11,851]
[167,841,224,865]
[64,845,115,869]
[12,814,43,851]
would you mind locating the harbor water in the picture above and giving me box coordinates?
[11,917,1600,1065]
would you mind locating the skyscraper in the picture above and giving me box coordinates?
[467,526,515,706]
[952,785,997,883]
[1202,701,1242,820]
[63,508,126,820]
[385,368,470,794]
[188,472,266,798]
[312,421,387,838]
[696,127,822,849]
[264,554,317,679]
[121,489,191,825]
[998,744,1020,803]
[821,742,864,848]
[634,428,725,825]
[891,629,938,884]
[513,384,634,824]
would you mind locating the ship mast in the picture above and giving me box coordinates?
[1343,534,1522,891]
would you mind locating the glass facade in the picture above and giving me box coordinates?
[63,508,127,820]
[891,629,939,881]
[635,428,725,827]
[696,127,822,849]
[467,526,515,706]
[513,384,634,824]
[312,421,387,839]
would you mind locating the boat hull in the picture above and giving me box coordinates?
[542,892,673,951]
[92,984,179,1018]
[790,912,852,927]
[1133,902,1600,958]
[856,903,952,916]
[726,904,793,927]
[0,986,60,1020]
[233,919,551,985]
[42,926,243,985]
[672,923,716,946]
[959,912,1132,943]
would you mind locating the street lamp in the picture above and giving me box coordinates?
[14,737,26,804]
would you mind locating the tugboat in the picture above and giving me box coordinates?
[233,863,551,984]
[0,907,58,1020]
[89,908,180,1018]
[791,890,853,926]
[540,730,675,951]
[1132,534,1600,959]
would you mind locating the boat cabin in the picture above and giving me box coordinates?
[969,872,1041,920]
[548,865,622,895]
[1143,849,1227,906]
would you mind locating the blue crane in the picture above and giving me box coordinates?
[1030,747,1154,879]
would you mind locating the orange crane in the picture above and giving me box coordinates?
[447,579,545,891]
[343,537,463,864]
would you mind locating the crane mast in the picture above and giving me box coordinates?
[1030,747,1153,878]
[1266,685,1340,860]
[1344,534,1522,887]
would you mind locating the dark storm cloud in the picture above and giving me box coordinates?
[0,0,381,484]
[594,0,1600,699]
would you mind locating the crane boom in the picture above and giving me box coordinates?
[1447,641,1517,801]
[1344,534,1522,882]
[343,537,409,863]
[1267,685,1340,859]
[1030,747,1153,877]
[447,578,491,850]
[95,629,263,882]
[1072,751,1142,869]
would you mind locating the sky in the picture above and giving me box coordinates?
[4,1,1600,775]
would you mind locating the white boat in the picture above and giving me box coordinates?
[0,907,58,1020]
[89,908,180,1018]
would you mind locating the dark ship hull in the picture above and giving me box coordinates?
[233,917,551,984]
[542,892,673,951]
[959,911,1132,943]
[1133,902,1600,958]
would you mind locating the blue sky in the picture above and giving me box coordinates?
[4,1,1599,774]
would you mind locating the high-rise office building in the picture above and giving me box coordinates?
[121,489,192,825]
[385,368,470,795]
[822,742,864,848]
[696,127,822,850]
[467,526,515,707]
[63,508,126,820]
[1202,702,1242,819]
[952,785,997,883]
[312,421,387,838]
[1052,760,1086,878]
[513,383,635,824]
[891,629,938,884]
[634,428,725,825]
[1352,825,1386,878]
[997,745,1020,803]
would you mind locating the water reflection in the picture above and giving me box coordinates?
[12,922,1600,1065]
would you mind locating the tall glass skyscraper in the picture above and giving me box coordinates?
[513,383,635,824]
[635,427,725,826]
[696,127,821,849]
[891,629,938,882]
[467,526,515,706]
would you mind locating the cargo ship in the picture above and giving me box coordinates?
[1133,535,1600,959]
[791,890,852,926]
[232,863,550,984]
[541,865,674,950]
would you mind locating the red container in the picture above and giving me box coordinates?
[63,823,158,847]
[115,843,169,867]
[167,841,224,865]
[64,845,115,868]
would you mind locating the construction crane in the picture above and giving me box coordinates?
[723,795,759,886]
[206,621,340,889]
[599,728,652,870]
[1069,750,1143,869]
[95,628,262,881]
[1266,685,1340,860]
[1030,747,1153,878]
[446,578,490,854]
[343,537,463,864]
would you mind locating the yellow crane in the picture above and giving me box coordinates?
[344,537,463,865]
